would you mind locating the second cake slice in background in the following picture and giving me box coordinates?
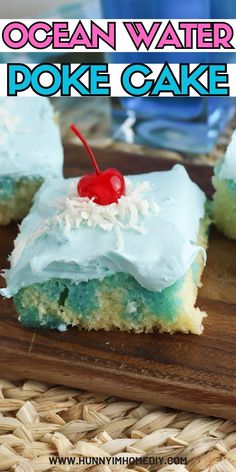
[0,97,64,226]
[213,130,236,240]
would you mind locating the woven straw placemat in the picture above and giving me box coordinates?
[0,379,236,472]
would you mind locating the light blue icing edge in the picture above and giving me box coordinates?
[1,164,206,297]
[0,97,63,178]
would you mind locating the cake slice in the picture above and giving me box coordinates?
[213,130,236,239]
[0,97,63,225]
[1,164,209,335]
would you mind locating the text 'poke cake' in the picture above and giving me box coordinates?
[1,127,209,335]
[0,97,63,225]
[213,130,236,239]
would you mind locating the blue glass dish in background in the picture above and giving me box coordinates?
[101,0,236,153]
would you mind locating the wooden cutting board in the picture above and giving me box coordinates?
[1,145,236,420]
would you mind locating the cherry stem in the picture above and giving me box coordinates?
[70,124,101,176]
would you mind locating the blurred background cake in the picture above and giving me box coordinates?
[0,97,63,225]
[213,130,236,239]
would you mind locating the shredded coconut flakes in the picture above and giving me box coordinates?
[11,179,159,266]
[54,179,159,249]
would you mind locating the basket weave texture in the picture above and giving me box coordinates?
[0,380,236,472]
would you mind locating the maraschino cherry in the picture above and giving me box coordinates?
[70,124,126,206]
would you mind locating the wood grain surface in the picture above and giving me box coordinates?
[0,145,236,420]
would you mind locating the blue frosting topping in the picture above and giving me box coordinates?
[1,165,206,297]
[0,97,63,178]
